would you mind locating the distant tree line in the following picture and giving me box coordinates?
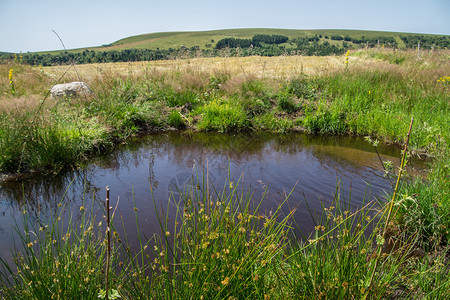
[329,35,396,47]
[252,34,289,44]
[327,34,449,49]
[296,40,345,56]
[1,33,448,66]
[1,48,205,66]
[215,34,290,49]
[400,35,450,49]
[215,38,258,49]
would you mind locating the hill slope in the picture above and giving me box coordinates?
[87,28,440,52]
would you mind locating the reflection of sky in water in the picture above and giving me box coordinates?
[0,132,427,265]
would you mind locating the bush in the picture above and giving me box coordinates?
[197,100,249,133]
[288,78,318,99]
[168,110,186,129]
[303,110,347,134]
[276,88,298,114]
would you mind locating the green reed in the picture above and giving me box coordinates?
[1,171,449,299]
[0,196,125,299]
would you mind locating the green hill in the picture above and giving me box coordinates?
[4,29,448,66]
[72,28,446,52]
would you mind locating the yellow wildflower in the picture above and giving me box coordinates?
[221,277,230,286]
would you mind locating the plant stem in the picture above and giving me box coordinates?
[383,116,414,236]
[105,186,111,300]
[364,116,414,298]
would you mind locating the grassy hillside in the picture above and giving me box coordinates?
[3,28,447,66]
[95,28,409,51]
[37,28,446,54]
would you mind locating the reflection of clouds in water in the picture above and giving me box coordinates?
[0,169,99,215]
[1,132,424,268]
[167,170,217,199]
[0,132,412,217]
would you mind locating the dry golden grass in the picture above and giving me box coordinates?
[42,56,354,82]
[0,94,45,112]
[41,50,450,87]
[1,50,448,113]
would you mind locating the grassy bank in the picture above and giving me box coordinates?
[1,49,449,298]
[1,50,448,172]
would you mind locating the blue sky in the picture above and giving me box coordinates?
[1,0,449,53]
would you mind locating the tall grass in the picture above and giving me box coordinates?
[0,198,125,299]
[1,50,447,174]
[279,192,400,299]
[0,107,109,173]
[1,172,449,299]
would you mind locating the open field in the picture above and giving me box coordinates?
[43,55,346,80]
[1,48,449,298]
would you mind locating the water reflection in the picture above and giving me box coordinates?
[0,132,427,265]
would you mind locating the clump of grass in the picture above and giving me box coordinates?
[287,77,319,100]
[0,107,110,173]
[228,93,272,118]
[196,99,249,133]
[124,174,294,299]
[253,113,294,132]
[208,72,230,91]
[0,198,125,299]
[303,109,347,134]
[168,110,186,129]
[276,89,298,114]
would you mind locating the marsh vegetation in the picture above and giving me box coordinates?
[0,47,449,298]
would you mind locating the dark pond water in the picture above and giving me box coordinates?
[0,132,426,264]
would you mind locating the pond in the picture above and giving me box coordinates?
[0,132,426,264]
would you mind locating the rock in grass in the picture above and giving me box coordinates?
[50,82,93,99]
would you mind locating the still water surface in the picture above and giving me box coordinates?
[0,132,424,263]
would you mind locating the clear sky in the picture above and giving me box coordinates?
[1,0,449,53]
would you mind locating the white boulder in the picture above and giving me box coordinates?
[50,82,93,99]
